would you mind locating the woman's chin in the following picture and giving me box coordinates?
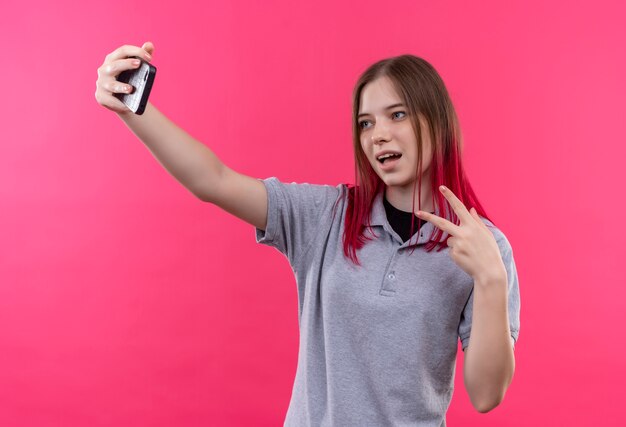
[381,176,410,188]
[382,174,427,189]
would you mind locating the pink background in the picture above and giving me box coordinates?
[1,0,625,425]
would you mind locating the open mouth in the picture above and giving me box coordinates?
[378,154,402,164]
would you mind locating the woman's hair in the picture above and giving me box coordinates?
[334,54,493,266]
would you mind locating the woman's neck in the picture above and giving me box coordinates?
[384,181,434,214]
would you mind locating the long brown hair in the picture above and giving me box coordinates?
[336,54,493,266]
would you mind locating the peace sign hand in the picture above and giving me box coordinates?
[416,186,507,285]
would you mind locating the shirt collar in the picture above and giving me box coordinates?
[368,189,441,246]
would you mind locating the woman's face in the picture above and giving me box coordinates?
[358,76,432,190]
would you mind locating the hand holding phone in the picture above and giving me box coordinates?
[113,57,157,115]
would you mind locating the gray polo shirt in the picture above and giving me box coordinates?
[254,177,521,426]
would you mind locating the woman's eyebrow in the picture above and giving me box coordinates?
[357,103,405,119]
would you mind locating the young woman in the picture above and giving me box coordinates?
[96,42,520,426]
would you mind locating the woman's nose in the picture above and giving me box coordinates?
[371,122,391,143]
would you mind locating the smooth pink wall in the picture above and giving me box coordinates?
[1,0,624,425]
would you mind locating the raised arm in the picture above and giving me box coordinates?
[95,42,268,231]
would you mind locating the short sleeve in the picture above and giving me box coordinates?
[458,232,521,352]
[254,177,342,267]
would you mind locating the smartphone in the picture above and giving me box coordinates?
[114,57,157,115]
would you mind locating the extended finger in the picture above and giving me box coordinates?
[415,210,459,236]
[439,186,472,224]
[470,207,489,229]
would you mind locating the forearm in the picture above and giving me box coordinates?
[117,101,224,200]
[464,277,515,413]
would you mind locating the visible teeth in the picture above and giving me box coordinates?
[377,153,400,160]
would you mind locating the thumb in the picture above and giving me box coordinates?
[142,41,155,54]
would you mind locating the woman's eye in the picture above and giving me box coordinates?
[392,111,406,119]
[359,120,371,129]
